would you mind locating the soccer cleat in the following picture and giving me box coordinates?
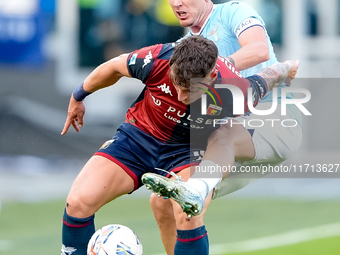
[142,173,204,217]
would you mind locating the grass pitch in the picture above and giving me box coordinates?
[224,236,340,255]
[0,197,340,254]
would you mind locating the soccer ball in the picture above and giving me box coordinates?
[87,224,143,255]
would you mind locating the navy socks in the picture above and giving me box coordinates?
[174,226,209,255]
[61,209,95,255]
[61,209,208,255]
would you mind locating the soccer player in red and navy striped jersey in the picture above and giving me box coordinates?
[60,36,298,255]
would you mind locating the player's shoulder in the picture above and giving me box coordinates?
[218,1,259,19]
[128,43,175,64]
[158,42,177,60]
[217,1,251,11]
[220,1,254,9]
[128,44,160,62]
[216,1,264,36]
[127,43,175,83]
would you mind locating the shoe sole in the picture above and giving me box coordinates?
[142,173,203,217]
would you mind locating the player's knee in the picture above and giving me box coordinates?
[173,206,204,230]
[208,124,235,146]
[150,193,174,221]
[66,191,96,218]
[150,193,168,211]
[174,193,211,229]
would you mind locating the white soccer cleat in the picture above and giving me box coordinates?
[142,173,204,217]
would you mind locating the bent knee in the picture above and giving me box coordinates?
[150,193,170,209]
[174,209,204,230]
[208,124,235,145]
[150,193,174,219]
[66,192,97,218]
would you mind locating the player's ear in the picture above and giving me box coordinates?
[210,69,218,79]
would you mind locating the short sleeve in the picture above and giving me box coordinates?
[222,1,265,38]
[127,44,162,84]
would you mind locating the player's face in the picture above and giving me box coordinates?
[168,0,210,32]
[172,68,218,105]
[174,82,207,105]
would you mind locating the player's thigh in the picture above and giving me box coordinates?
[67,155,135,218]
[210,122,255,161]
[234,102,303,162]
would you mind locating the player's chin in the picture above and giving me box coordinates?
[179,19,193,28]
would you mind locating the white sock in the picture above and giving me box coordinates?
[186,160,223,198]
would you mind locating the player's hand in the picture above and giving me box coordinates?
[284,60,300,86]
[61,95,86,135]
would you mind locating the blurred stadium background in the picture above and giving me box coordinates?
[0,0,340,254]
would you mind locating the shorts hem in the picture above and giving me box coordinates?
[166,162,200,178]
[94,152,139,190]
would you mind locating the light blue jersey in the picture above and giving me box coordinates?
[185,1,302,126]
[188,1,278,78]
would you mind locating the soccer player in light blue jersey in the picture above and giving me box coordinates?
[147,1,302,255]
[172,0,277,76]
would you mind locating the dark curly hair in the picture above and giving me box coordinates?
[169,36,218,89]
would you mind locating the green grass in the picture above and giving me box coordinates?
[1,197,340,254]
[204,198,340,245]
[224,235,340,255]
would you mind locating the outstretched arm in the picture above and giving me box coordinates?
[228,26,270,71]
[61,54,130,135]
[257,60,300,91]
[82,54,130,93]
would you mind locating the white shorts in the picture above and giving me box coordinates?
[212,101,303,199]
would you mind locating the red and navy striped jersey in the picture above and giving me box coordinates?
[126,43,267,143]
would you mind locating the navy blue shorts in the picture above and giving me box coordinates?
[94,123,205,191]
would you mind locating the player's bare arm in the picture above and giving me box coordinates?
[257,60,300,91]
[61,54,131,135]
[228,26,270,71]
[82,54,130,92]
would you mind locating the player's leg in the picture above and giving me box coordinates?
[144,122,255,216]
[150,195,211,255]
[173,196,212,255]
[149,166,201,255]
[148,167,212,255]
[66,155,135,217]
[213,100,303,199]
[150,194,177,255]
[172,168,213,255]
[203,120,255,176]
[181,85,303,203]
[62,155,135,255]
[185,121,255,198]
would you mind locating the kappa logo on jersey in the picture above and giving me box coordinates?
[157,83,173,96]
[142,51,152,68]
